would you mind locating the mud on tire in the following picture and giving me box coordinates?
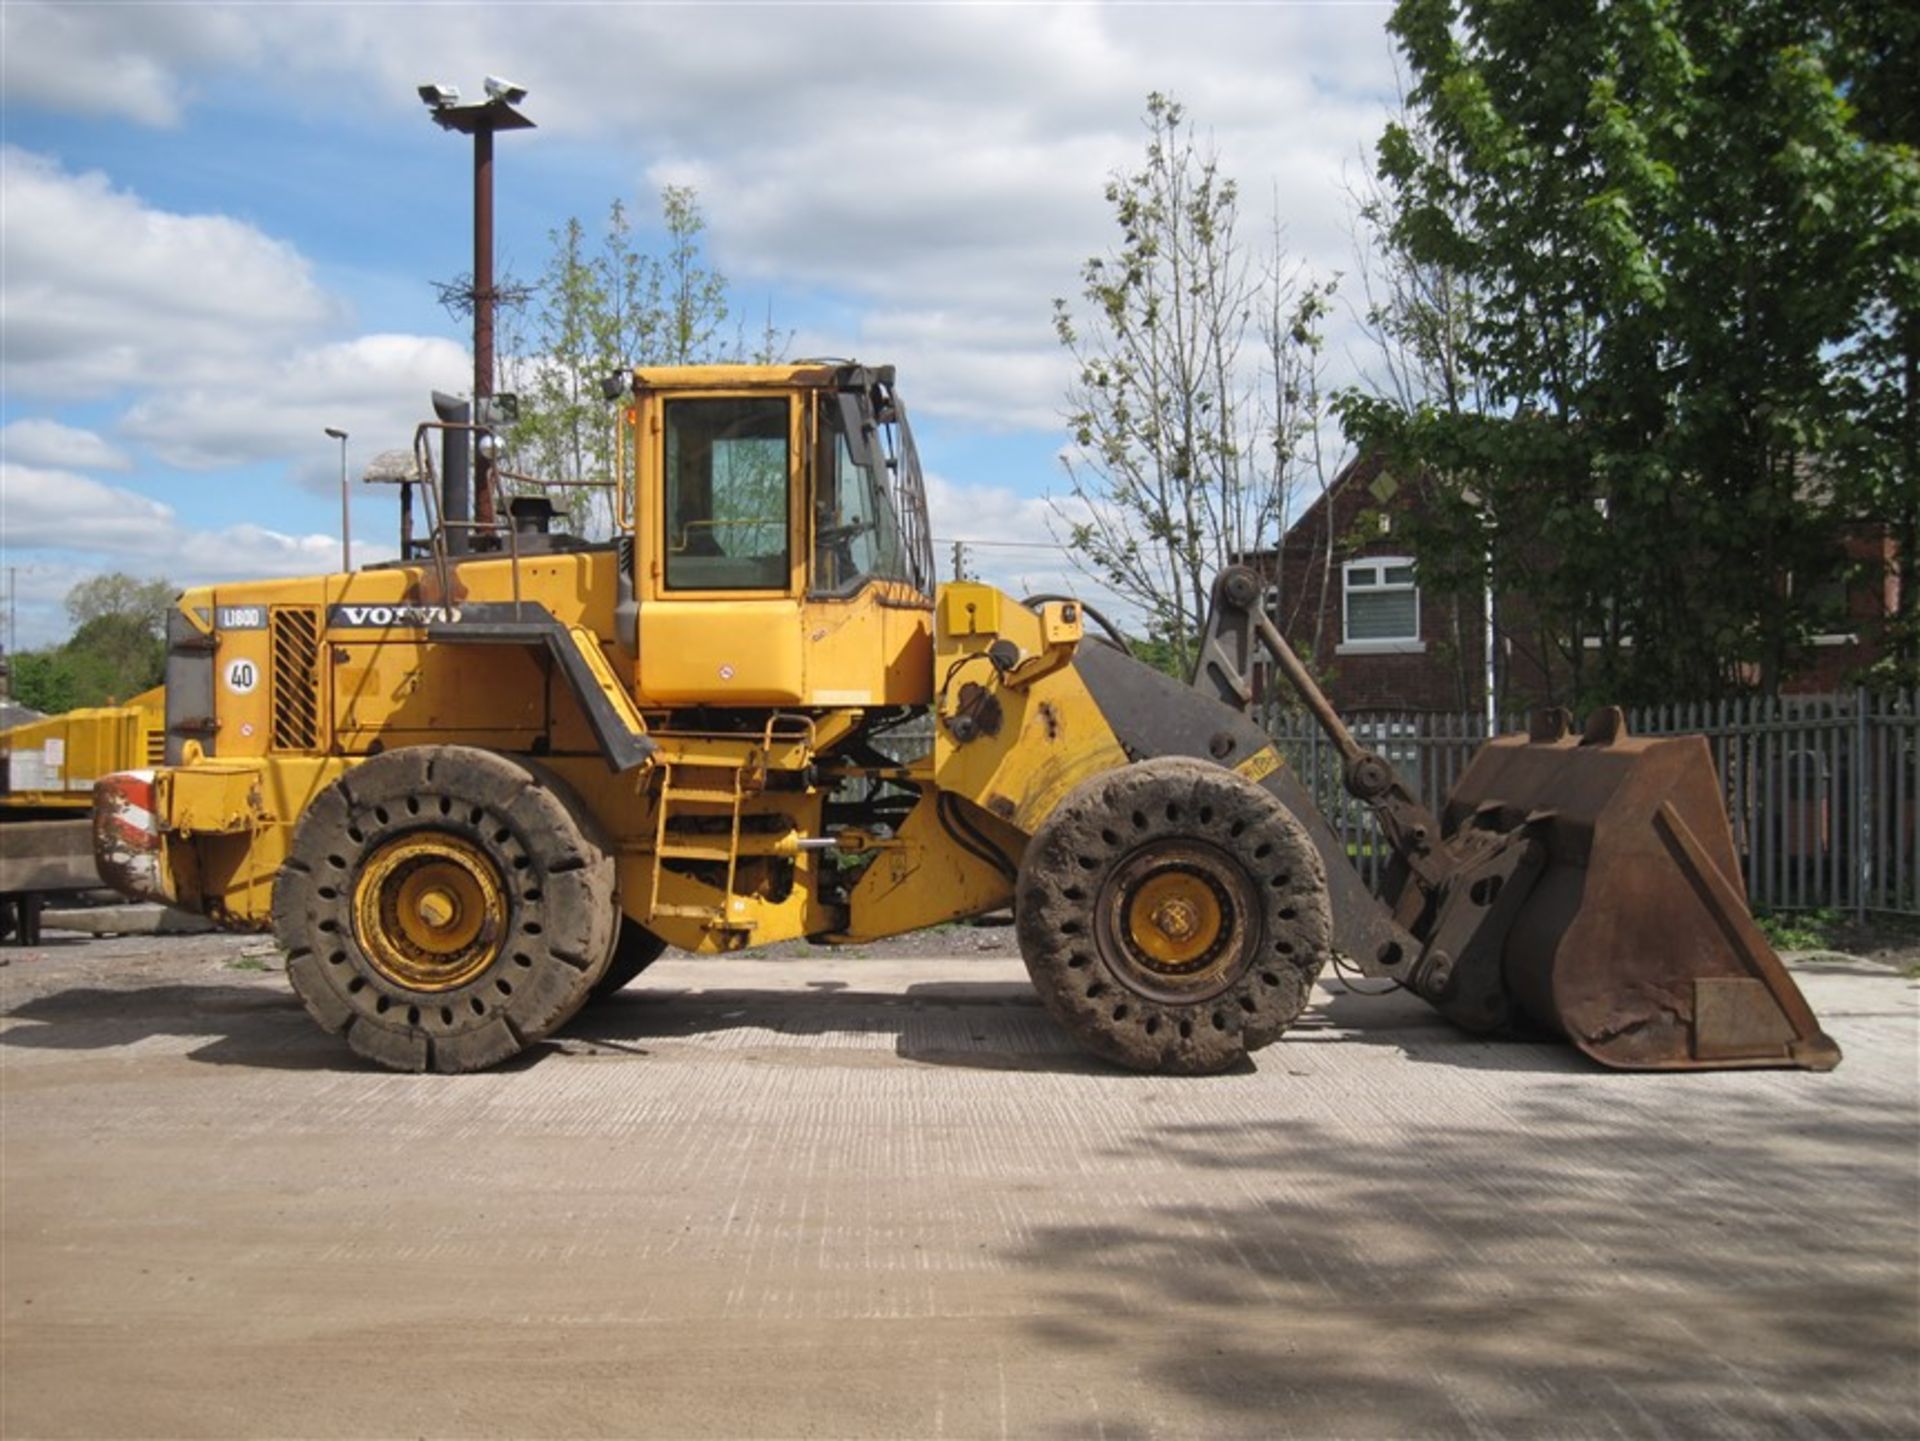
[1015,757,1331,1075]
[273,746,618,1073]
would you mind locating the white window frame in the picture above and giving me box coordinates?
[1338,555,1425,655]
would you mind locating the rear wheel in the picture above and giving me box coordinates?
[590,919,670,997]
[1015,757,1330,1074]
[274,746,618,1073]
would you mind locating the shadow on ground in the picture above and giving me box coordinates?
[0,968,1641,1079]
[0,983,361,1071]
[1005,1092,1920,1438]
[0,975,1108,1075]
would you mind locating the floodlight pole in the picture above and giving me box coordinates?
[325,427,351,570]
[473,122,495,534]
[425,88,535,540]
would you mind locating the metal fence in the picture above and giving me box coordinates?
[1270,689,1920,918]
[872,687,1917,917]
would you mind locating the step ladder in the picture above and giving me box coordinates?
[646,756,755,938]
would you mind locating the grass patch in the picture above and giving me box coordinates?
[1753,908,1845,952]
[226,956,271,972]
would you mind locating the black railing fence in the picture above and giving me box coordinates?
[1269,689,1918,918]
[875,688,1918,918]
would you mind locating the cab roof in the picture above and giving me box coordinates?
[629,361,893,393]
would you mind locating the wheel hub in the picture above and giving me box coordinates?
[353,833,506,991]
[1129,872,1222,962]
[1097,842,1254,1002]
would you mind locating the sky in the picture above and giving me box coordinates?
[0,1,1404,652]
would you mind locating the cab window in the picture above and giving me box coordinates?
[813,394,907,595]
[663,397,791,591]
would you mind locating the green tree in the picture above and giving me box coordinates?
[65,573,173,638]
[1826,0,1919,688]
[1343,0,1900,705]
[504,188,767,534]
[1053,94,1344,676]
[11,573,169,713]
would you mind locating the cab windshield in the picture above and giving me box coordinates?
[811,387,932,598]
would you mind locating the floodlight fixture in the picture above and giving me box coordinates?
[417,82,460,109]
[483,76,528,104]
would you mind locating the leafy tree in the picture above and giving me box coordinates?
[10,650,90,716]
[1342,0,1901,705]
[1124,632,1186,679]
[503,188,775,535]
[1344,108,1516,712]
[65,573,173,638]
[1053,94,1344,676]
[1826,0,1919,689]
[11,574,169,712]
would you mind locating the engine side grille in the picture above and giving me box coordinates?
[270,607,322,751]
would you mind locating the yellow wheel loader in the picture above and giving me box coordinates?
[92,362,1839,1075]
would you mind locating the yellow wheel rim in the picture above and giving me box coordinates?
[352,833,507,991]
[1097,842,1253,1002]
[1125,869,1226,967]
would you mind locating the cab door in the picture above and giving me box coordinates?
[635,391,806,705]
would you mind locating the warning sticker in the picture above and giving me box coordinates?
[1234,746,1283,784]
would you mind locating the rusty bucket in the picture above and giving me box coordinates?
[1442,708,1841,1071]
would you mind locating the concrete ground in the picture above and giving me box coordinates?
[1,933,1915,1439]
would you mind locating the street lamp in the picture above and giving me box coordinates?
[419,77,535,539]
[324,427,350,571]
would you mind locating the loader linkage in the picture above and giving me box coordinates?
[1193,565,1840,1071]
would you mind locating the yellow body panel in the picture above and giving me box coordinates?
[149,755,350,926]
[141,570,1107,945]
[638,599,807,704]
[929,584,1129,833]
[166,762,272,835]
[2,687,164,808]
[837,792,1016,940]
[799,591,935,708]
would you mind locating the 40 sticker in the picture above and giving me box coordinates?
[224,657,261,695]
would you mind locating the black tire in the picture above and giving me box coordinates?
[273,745,618,1073]
[1015,756,1331,1074]
[590,918,669,997]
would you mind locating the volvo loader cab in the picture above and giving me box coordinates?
[620,363,936,711]
[94,361,1841,1079]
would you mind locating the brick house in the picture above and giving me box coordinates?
[1787,524,1904,692]
[1247,453,1901,715]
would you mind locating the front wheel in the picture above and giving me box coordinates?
[1015,757,1331,1074]
[274,746,619,1073]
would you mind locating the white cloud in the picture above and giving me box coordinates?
[1,5,1401,429]
[0,147,334,399]
[0,419,131,472]
[169,522,355,582]
[1,460,349,590]
[2,462,175,552]
[922,469,1141,627]
[120,333,471,473]
[0,4,257,127]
